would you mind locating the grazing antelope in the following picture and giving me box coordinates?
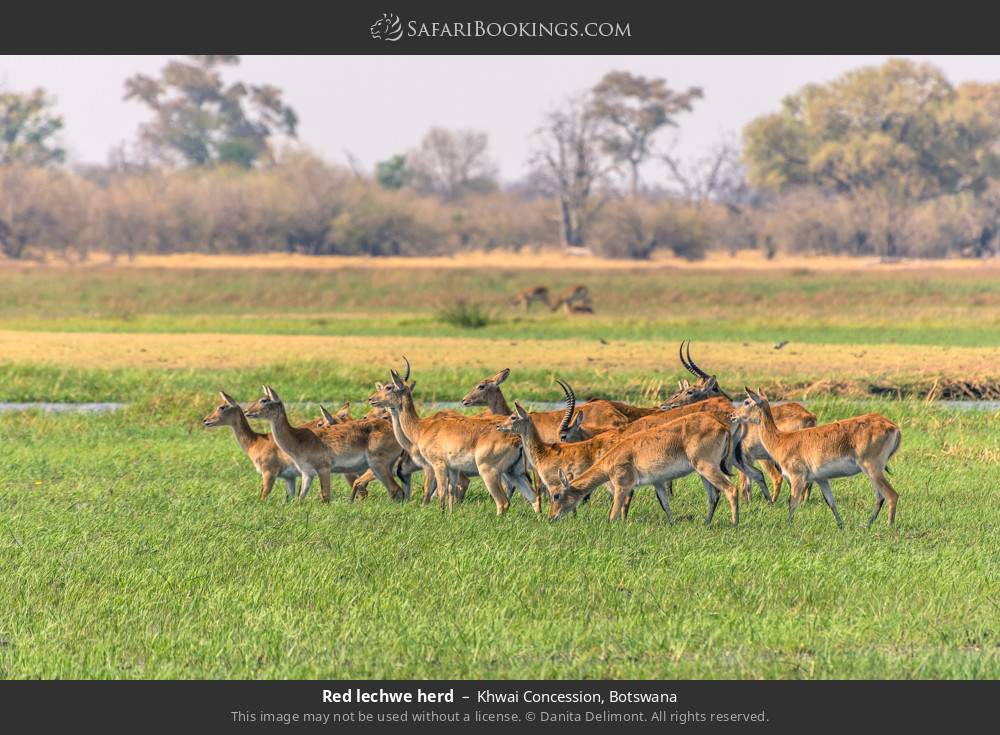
[511,285,551,311]
[497,399,624,499]
[202,391,300,501]
[730,388,901,527]
[369,360,537,514]
[460,368,629,442]
[550,284,593,314]
[245,386,409,503]
[550,413,739,525]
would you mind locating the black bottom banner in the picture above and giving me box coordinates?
[1,680,996,732]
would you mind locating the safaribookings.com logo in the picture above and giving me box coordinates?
[369,13,631,41]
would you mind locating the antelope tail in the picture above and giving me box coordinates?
[721,431,734,477]
[885,429,902,474]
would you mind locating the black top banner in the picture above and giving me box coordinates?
[2,1,996,54]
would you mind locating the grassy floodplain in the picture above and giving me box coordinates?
[1,251,999,678]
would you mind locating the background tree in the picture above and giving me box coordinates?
[0,88,65,166]
[124,55,298,168]
[591,71,702,195]
[375,154,409,190]
[406,128,497,199]
[743,59,1000,256]
[530,95,616,248]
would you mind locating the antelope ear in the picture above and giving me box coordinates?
[374,382,384,391]
[408,380,416,392]
[319,405,336,423]
[389,369,405,389]
[705,376,718,390]
[757,386,768,402]
[744,386,757,400]
[262,384,270,398]
[558,469,570,488]
[677,380,684,390]
[514,401,530,419]
[219,391,238,406]
[571,410,585,427]
[268,386,283,403]
[493,368,511,385]
[335,402,351,420]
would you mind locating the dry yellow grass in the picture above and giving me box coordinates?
[8,249,1000,273]
[3,329,998,385]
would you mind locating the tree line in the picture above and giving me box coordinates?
[2,56,1000,261]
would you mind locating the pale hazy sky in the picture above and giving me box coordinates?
[2,55,999,180]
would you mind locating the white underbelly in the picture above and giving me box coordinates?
[810,458,859,481]
[640,458,692,485]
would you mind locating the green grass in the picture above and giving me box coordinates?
[4,266,1000,346]
[1,399,999,678]
[2,262,1000,678]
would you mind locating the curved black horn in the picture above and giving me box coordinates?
[685,341,710,379]
[678,340,692,372]
[556,379,576,434]
[401,356,411,382]
[680,339,700,378]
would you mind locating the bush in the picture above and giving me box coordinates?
[435,300,494,329]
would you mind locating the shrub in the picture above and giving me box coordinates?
[435,300,493,329]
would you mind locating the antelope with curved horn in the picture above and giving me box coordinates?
[245,386,409,503]
[460,368,629,442]
[730,388,901,527]
[495,383,627,499]
[202,391,301,502]
[369,359,537,514]
[662,340,817,505]
[549,413,739,525]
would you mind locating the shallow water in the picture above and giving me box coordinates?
[0,402,124,414]
[0,399,997,415]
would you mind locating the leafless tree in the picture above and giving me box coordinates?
[407,127,497,200]
[662,136,750,211]
[530,95,617,248]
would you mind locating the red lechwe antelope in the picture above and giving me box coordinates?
[549,412,739,524]
[511,285,551,311]
[730,388,901,527]
[202,391,301,501]
[369,361,536,514]
[245,386,410,503]
[460,368,629,442]
[664,340,817,504]
[316,402,421,502]
[496,395,626,501]
[550,284,592,314]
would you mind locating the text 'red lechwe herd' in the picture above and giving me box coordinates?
[202,342,901,528]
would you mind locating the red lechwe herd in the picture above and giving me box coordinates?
[203,342,902,528]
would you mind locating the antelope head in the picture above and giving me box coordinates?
[729,387,770,426]
[245,385,285,421]
[660,340,731,410]
[316,401,352,429]
[368,357,415,413]
[549,469,584,521]
[496,400,532,435]
[461,367,510,407]
[202,391,242,428]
